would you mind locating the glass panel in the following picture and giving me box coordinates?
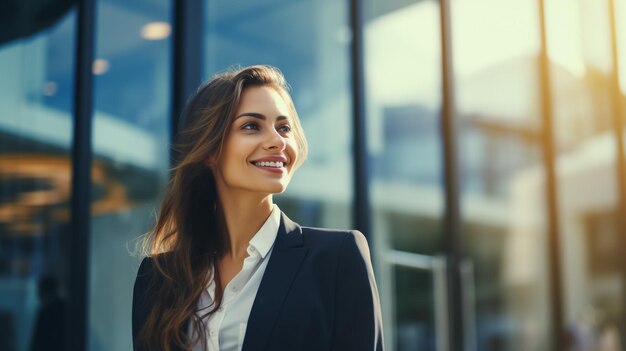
[394,266,436,351]
[546,0,623,349]
[451,0,552,350]
[0,10,76,351]
[203,0,353,229]
[363,1,443,349]
[88,0,172,349]
[364,0,444,255]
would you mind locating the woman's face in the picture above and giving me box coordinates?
[211,85,299,197]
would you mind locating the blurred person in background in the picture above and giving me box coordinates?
[30,276,66,351]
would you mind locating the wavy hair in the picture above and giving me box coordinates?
[136,65,308,351]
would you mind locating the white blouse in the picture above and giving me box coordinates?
[190,204,281,351]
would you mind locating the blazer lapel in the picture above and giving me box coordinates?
[242,212,308,351]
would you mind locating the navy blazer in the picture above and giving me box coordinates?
[132,212,384,351]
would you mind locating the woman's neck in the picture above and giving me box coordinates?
[216,192,274,261]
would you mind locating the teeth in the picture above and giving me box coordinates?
[254,161,284,168]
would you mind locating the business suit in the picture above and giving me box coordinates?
[132,212,384,351]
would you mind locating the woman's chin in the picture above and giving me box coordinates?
[262,181,289,195]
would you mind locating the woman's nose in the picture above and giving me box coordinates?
[264,128,286,150]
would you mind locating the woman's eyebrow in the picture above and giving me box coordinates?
[235,112,289,121]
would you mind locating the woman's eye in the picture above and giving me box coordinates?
[241,122,260,131]
[278,124,292,133]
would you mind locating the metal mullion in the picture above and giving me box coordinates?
[606,0,626,346]
[536,0,565,350]
[68,0,96,349]
[386,250,437,270]
[171,0,203,167]
[438,0,464,349]
[349,0,372,241]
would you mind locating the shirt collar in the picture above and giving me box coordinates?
[247,204,281,259]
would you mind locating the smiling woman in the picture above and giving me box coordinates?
[213,86,300,196]
[131,65,384,351]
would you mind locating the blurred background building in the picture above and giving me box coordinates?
[1,0,626,350]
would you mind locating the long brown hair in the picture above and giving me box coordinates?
[136,65,308,351]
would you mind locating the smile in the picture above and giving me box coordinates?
[253,161,284,168]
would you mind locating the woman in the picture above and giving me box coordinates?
[132,65,384,351]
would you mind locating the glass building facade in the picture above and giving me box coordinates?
[1,0,626,350]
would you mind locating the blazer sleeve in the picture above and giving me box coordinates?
[132,257,153,351]
[331,230,384,351]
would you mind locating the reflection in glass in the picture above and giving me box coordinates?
[546,0,623,349]
[0,10,76,351]
[619,0,626,95]
[364,1,443,350]
[394,266,435,351]
[203,0,353,229]
[88,0,172,350]
[451,0,551,349]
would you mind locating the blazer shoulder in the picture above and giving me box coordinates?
[136,256,153,278]
[135,251,175,275]
[300,226,363,237]
[133,256,155,301]
[300,227,370,255]
[133,253,173,299]
[300,226,366,240]
[300,226,352,243]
